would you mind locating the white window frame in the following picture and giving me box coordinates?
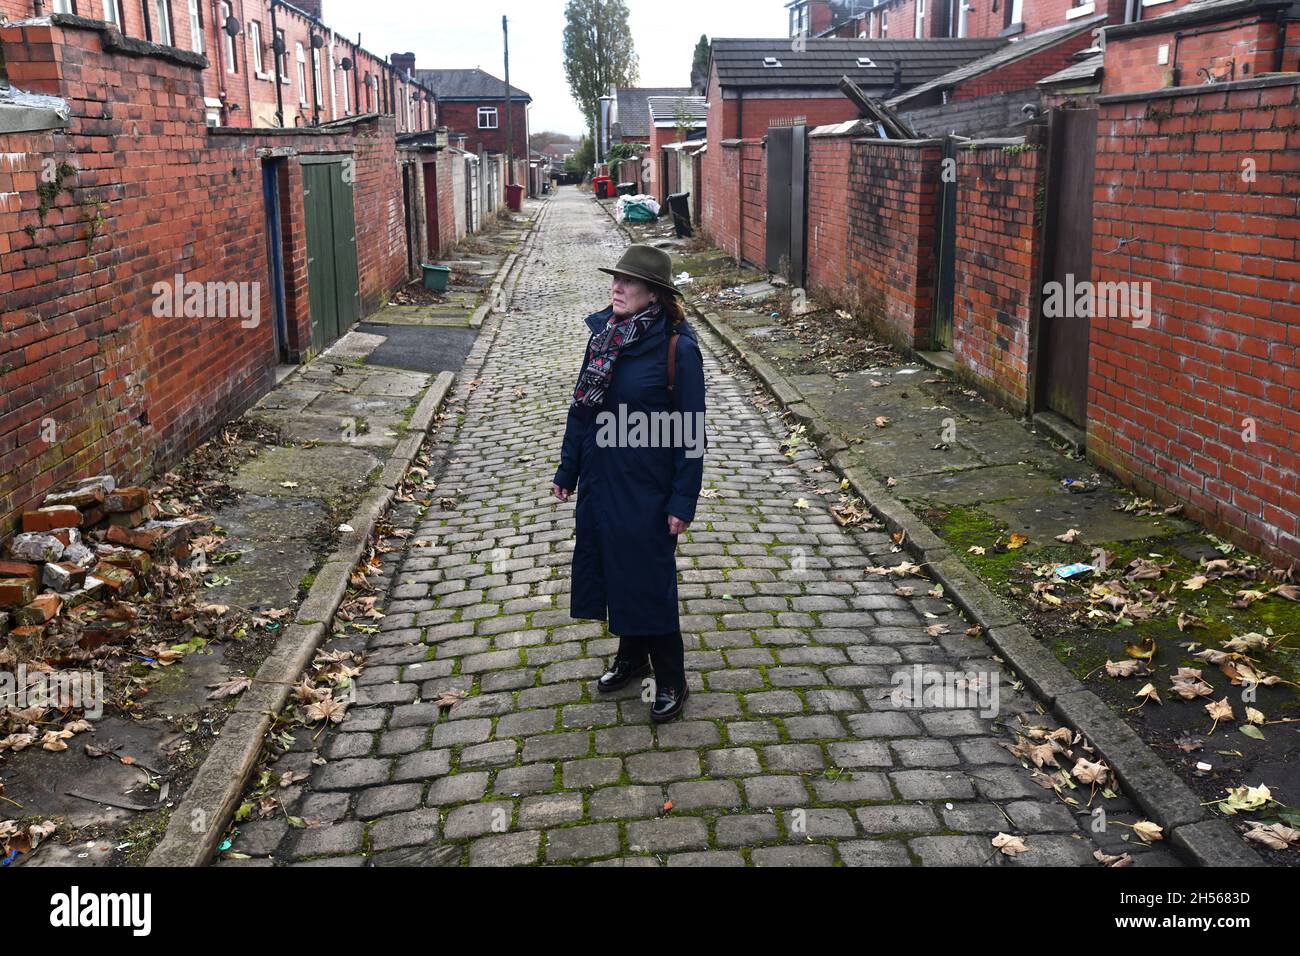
[1011,0,1025,22]
[187,0,202,54]
[915,0,925,38]
[101,0,122,26]
[250,21,269,78]
[296,44,308,106]
[51,0,73,13]
[881,8,888,37]
[276,29,290,82]
[1066,0,1097,19]
[478,106,499,129]
[218,2,237,72]
[313,48,323,106]
[153,0,175,46]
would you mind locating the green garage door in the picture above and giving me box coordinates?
[302,159,361,352]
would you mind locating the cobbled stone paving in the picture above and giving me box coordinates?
[239,188,1182,867]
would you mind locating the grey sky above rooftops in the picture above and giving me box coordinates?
[324,0,787,135]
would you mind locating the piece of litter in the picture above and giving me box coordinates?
[1056,563,1094,579]
[338,524,355,533]
[1195,762,1212,772]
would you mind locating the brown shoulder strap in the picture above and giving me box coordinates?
[667,328,682,393]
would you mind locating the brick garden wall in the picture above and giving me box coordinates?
[1088,77,1300,563]
[951,139,1045,412]
[805,132,852,304]
[703,141,742,260]
[0,17,409,536]
[845,138,941,350]
[1102,19,1299,95]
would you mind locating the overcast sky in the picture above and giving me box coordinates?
[324,0,789,136]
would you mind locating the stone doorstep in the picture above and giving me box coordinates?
[145,211,545,868]
[686,303,1240,869]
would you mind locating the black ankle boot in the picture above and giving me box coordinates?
[597,657,651,694]
[650,681,689,723]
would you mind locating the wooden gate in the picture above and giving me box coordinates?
[302,158,361,353]
[765,122,808,285]
[932,134,962,351]
[1035,109,1099,428]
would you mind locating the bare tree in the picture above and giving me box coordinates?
[563,0,639,140]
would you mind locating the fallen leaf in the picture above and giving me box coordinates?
[1131,820,1164,843]
[992,832,1029,856]
[206,676,252,700]
[1055,529,1082,544]
[1007,533,1029,550]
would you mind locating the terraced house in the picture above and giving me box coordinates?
[0,0,529,536]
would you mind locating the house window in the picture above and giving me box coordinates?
[881,8,888,37]
[478,107,498,129]
[101,0,122,26]
[149,0,174,45]
[313,48,323,105]
[915,0,925,37]
[1066,0,1096,18]
[275,29,289,81]
[51,0,73,12]
[185,0,202,53]
[296,44,308,106]
[219,2,237,72]
[249,21,265,76]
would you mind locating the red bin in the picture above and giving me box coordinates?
[506,183,524,211]
[593,175,613,198]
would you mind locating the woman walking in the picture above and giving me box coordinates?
[552,245,706,723]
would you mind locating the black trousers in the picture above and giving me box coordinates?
[616,629,685,693]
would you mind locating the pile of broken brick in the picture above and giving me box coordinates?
[0,475,212,646]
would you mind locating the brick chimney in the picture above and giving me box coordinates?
[391,52,416,78]
[295,0,324,20]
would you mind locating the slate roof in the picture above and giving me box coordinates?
[709,37,1008,93]
[1038,52,1104,88]
[615,87,692,138]
[647,95,709,126]
[415,69,531,103]
[887,16,1105,106]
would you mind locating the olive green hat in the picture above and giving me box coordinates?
[598,244,683,298]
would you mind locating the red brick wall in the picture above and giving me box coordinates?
[1103,18,1291,94]
[734,96,860,140]
[845,139,941,349]
[438,99,528,158]
[805,133,852,302]
[1088,78,1300,563]
[703,140,741,259]
[952,140,1044,411]
[953,29,1096,99]
[740,140,766,267]
[0,17,410,535]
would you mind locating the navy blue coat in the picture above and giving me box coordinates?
[554,304,707,636]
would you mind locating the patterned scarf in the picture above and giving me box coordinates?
[571,302,663,409]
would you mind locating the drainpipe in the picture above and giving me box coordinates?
[1276,6,1289,73]
[238,0,254,125]
[736,88,744,264]
[270,0,285,127]
[33,1,46,16]
[211,0,229,122]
